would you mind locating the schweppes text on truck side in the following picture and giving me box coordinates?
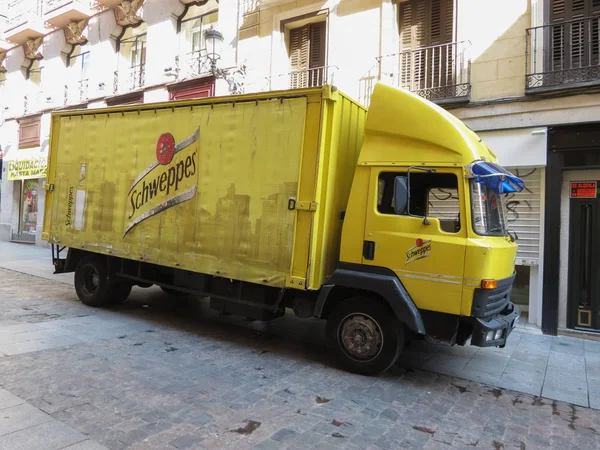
[125,128,199,236]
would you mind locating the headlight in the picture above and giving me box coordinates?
[486,330,504,341]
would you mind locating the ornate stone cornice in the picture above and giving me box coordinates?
[65,19,89,46]
[24,37,44,61]
[115,0,145,27]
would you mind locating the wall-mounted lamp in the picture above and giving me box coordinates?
[203,27,245,94]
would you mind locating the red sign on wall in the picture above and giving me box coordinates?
[570,181,597,198]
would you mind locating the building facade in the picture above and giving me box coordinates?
[0,0,597,336]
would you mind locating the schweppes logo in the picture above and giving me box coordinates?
[124,127,200,236]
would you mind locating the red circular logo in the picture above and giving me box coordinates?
[416,238,424,247]
[156,133,175,165]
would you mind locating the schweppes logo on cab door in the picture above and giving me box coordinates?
[124,127,200,236]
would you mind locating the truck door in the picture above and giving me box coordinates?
[363,168,467,316]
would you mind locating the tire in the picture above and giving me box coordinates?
[74,255,113,307]
[326,296,403,375]
[109,282,132,305]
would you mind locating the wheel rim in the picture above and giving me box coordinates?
[337,313,383,362]
[82,265,100,297]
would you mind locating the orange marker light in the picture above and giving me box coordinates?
[481,279,498,289]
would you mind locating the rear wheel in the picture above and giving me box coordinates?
[326,297,403,375]
[74,255,112,307]
[109,282,132,305]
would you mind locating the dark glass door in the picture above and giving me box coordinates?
[568,186,600,331]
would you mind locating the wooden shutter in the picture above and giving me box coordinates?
[289,21,326,88]
[309,21,326,86]
[398,0,454,92]
[550,0,600,71]
[289,25,309,88]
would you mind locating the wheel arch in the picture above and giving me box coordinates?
[315,263,426,335]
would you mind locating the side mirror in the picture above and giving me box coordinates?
[394,176,408,214]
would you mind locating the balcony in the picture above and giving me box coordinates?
[177,50,211,79]
[267,65,337,91]
[64,79,88,105]
[359,41,471,107]
[43,0,92,28]
[23,90,47,115]
[526,17,600,93]
[113,65,145,94]
[5,0,45,44]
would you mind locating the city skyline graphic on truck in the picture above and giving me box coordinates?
[124,127,200,236]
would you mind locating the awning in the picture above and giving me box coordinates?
[467,161,525,194]
[4,146,48,180]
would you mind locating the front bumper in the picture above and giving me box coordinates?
[470,302,520,347]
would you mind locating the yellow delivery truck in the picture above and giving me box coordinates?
[43,84,523,375]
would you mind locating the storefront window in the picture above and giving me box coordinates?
[21,179,39,234]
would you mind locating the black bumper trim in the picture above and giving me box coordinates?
[470,302,520,347]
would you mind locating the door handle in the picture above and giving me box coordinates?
[363,240,375,260]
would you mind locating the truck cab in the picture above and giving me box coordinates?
[319,84,522,374]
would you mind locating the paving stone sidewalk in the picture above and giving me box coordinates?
[1,267,600,450]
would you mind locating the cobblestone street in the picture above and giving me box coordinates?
[1,266,600,450]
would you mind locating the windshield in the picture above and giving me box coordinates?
[470,180,508,236]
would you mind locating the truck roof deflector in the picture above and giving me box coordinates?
[466,161,525,194]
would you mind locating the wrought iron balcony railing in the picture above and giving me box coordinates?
[181,50,211,78]
[64,79,88,105]
[240,0,260,15]
[267,65,337,91]
[23,90,45,115]
[526,16,600,92]
[359,41,471,106]
[113,65,145,94]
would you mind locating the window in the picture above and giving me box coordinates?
[470,180,508,236]
[288,21,327,88]
[377,171,461,233]
[549,0,600,73]
[118,26,147,92]
[398,0,454,91]
[69,50,90,102]
[179,2,218,77]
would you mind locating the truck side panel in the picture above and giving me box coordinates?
[307,93,367,289]
[43,96,312,288]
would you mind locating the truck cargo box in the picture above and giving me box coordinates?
[43,86,366,290]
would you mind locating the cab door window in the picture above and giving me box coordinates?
[377,171,461,233]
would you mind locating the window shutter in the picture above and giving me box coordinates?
[398,0,454,91]
[289,25,310,88]
[549,0,599,72]
[309,21,326,86]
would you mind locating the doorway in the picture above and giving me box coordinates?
[568,180,600,331]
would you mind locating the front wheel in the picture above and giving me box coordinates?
[326,297,403,375]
